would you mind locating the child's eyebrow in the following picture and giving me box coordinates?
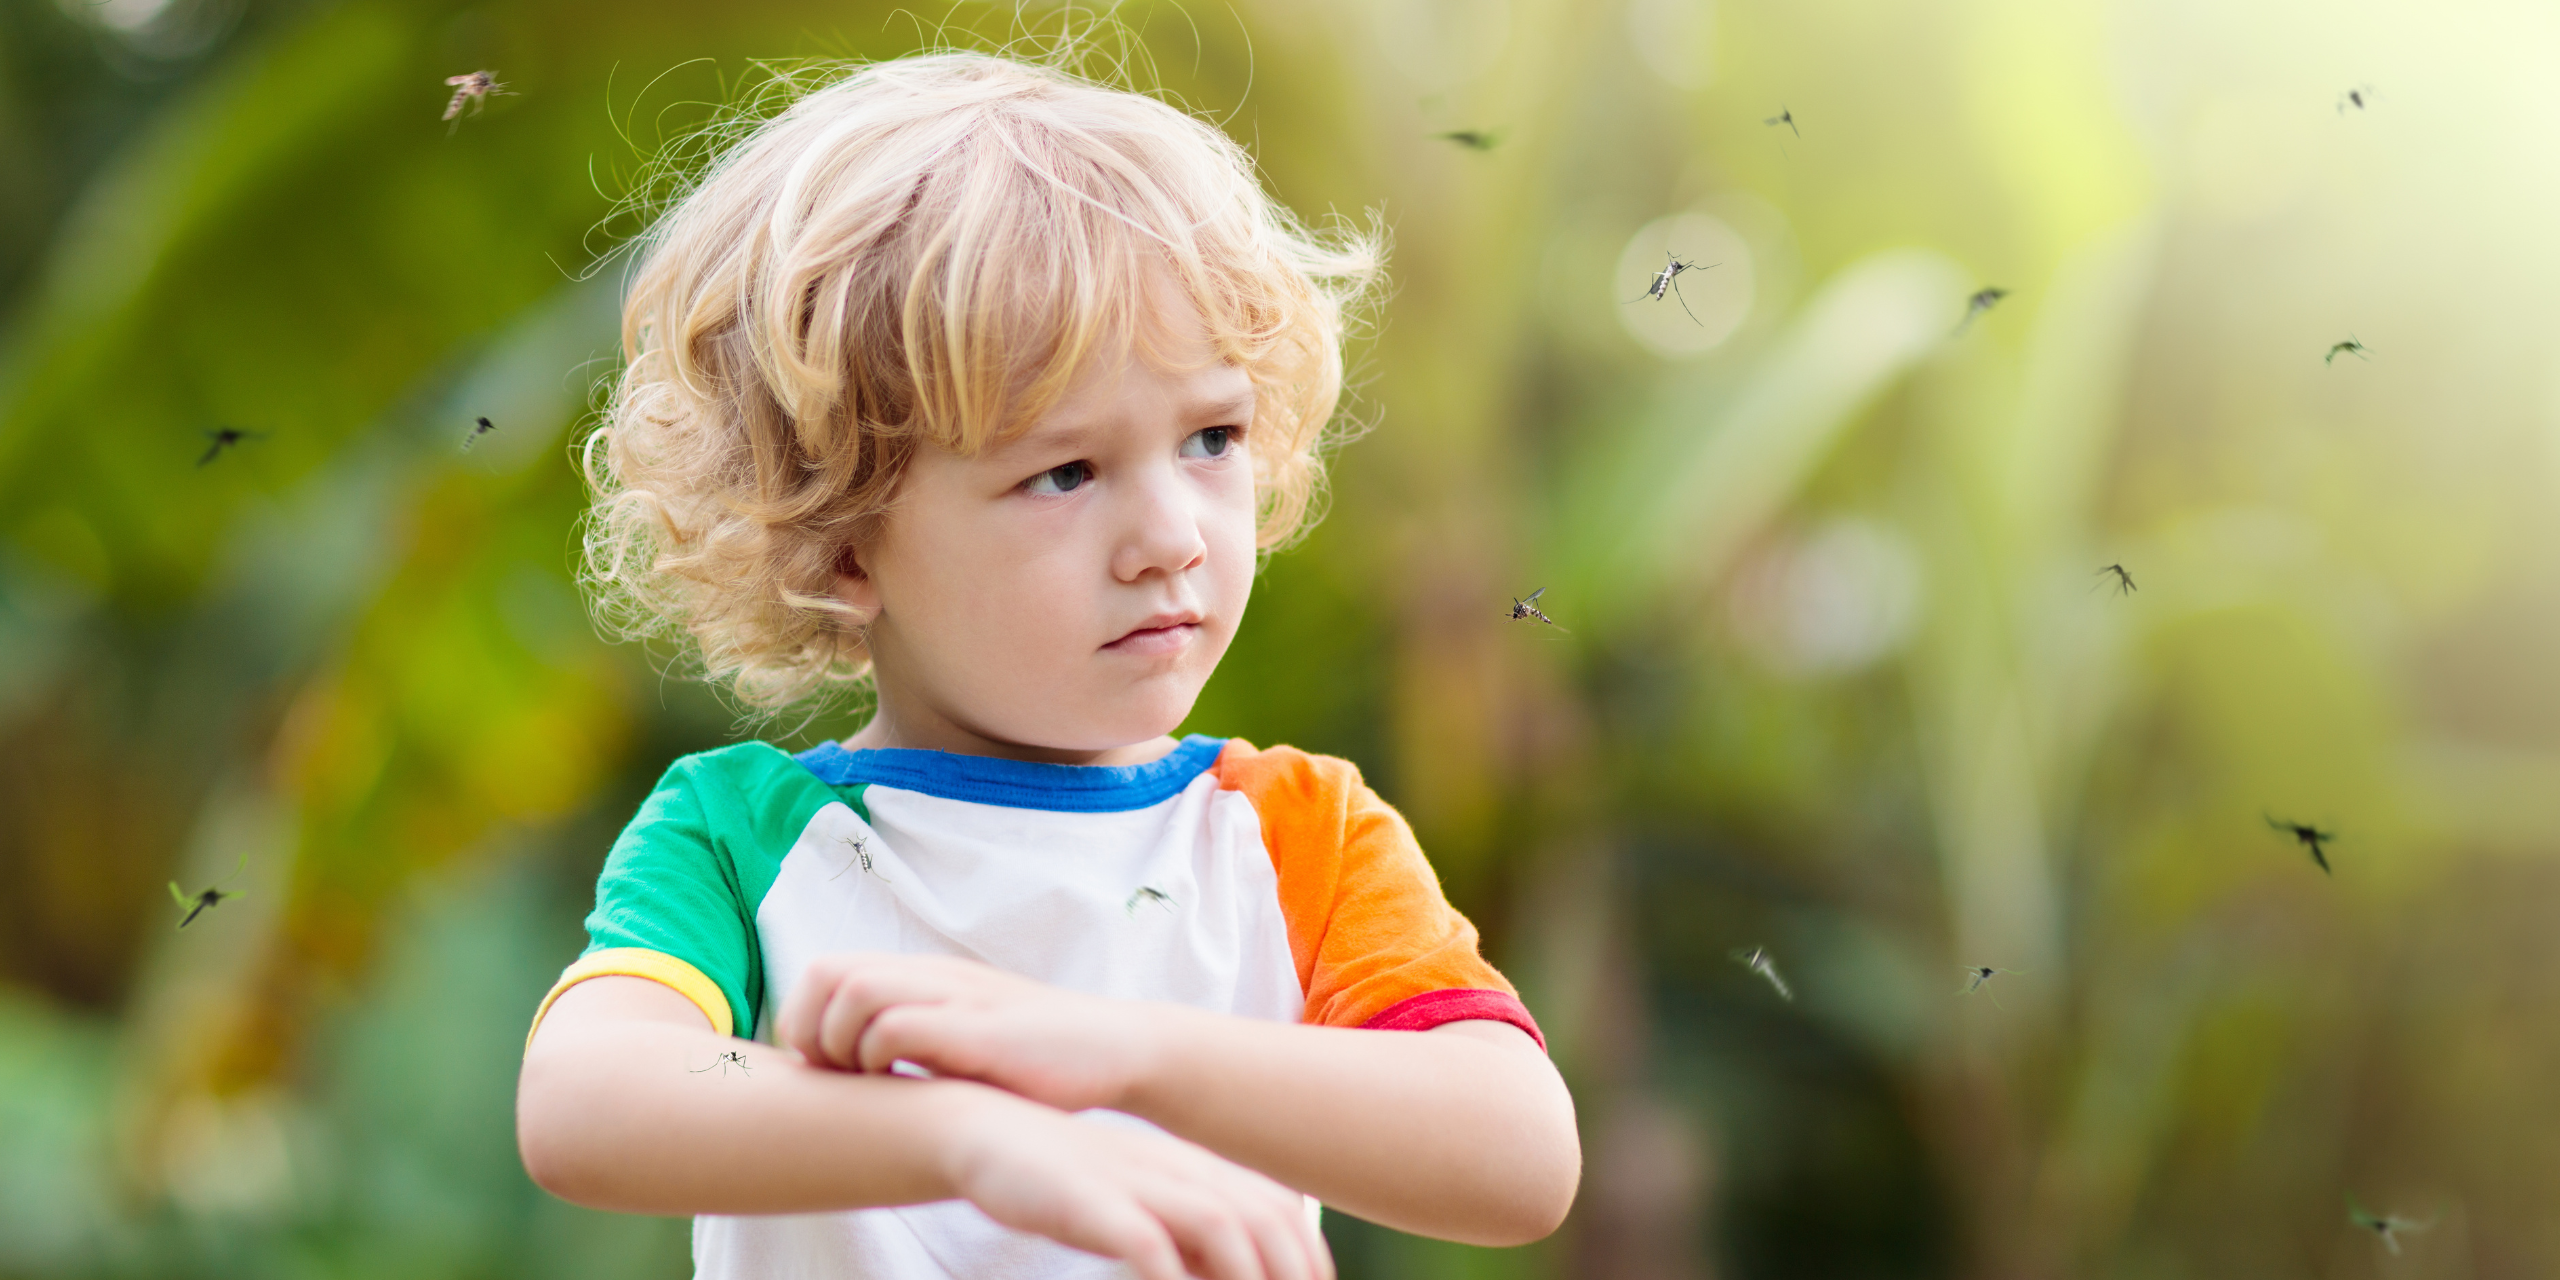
[988,384,1257,464]
[1186,388,1258,423]
[987,418,1103,464]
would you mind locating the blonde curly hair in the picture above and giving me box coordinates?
[581,51,1382,711]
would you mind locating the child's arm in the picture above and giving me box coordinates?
[778,954,1580,1245]
[1121,1012,1576,1245]
[517,975,1334,1280]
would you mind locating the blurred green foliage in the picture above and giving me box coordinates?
[12,0,2560,1277]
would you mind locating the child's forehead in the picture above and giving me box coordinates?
[975,353,1256,461]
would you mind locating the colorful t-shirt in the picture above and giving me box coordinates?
[529,735,1541,1280]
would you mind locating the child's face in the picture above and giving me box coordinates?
[836,291,1259,759]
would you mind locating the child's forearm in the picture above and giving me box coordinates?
[773,955,1579,1242]
[526,978,1338,1277]
[1120,1015,1579,1245]
[517,979,1011,1215]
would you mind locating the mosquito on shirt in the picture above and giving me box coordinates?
[829,833,887,882]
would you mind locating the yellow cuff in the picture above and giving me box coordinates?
[526,947,733,1052]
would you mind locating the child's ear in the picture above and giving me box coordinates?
[830,546,882,626]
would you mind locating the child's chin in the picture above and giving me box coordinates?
[1037,686,1205,753]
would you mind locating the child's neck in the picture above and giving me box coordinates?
[841,694,1181,768]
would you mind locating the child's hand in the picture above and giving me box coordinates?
[776,952,1163,1111]
[944,1096,1332,1280]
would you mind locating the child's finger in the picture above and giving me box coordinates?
[810,958,986,1068]
[773,954,893,1063]
[771,962,833,1061]
[1118,1232,1190,1280]
[853,1002,952,1075]
[810,966,931,1067]
[1301,1202,1336,1280]
[1225,1178,1328,1280]
[1150,1184,1274,1280]
[1046,1192,1190,1280]
[1238,1192,1328,1280]
[1224,1201,1313,1280]
[1283,1185,1333,1280]
[852,1003,991,1078]
[1119,1133,1315,1280]
[774,988,844,1067]
[815,974,897,1068]
[1211,1166,1329,1280]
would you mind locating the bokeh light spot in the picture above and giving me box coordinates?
[1615,211,1755,357]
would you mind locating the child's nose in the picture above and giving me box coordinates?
[1109,466,1208,582]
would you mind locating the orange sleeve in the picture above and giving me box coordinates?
[1214,739,1544,1049]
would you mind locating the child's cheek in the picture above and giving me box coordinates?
[1204,531,1258,656]
[1209,472,1259,577]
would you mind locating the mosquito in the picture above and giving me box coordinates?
[1630,251,1714,325]
[1731,946,1793,1001]
[2325,337,2369,364]
[1763,105,1798,137]
[2096,563,2137,596]
[1507,587,1559,627]
[1125,886,1175,915]
[2347,1195,2436,1256]
[692,1050,751,1076]
[1433,129,1502,151]
[828,833,885,883]
[1954,287,2009,335]
[462,416,496,449]
[2267,815,2338,876]
[169,854,247,929]
[443,70,510,129]
[2337,84,2376,114]
[197,427,269,467]
[1959,965,2023,998]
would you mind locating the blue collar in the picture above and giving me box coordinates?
[791,735,1227,813]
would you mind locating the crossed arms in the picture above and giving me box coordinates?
[516,953,1581,1280]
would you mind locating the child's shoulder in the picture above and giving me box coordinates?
[1211,738,1368,793]
[1211,739,1403,836]
[654,737,807,783]
[638,739,843,815]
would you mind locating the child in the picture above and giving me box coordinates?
[516,51,1580,1280]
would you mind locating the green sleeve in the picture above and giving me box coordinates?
[579,741,843,1039]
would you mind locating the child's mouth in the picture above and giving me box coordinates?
[1103,617,1202,656]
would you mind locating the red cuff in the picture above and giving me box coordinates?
[1358,988,1546,1051]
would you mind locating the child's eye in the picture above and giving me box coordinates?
[1180,427,1238,460]
[1023,462,1091,496]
